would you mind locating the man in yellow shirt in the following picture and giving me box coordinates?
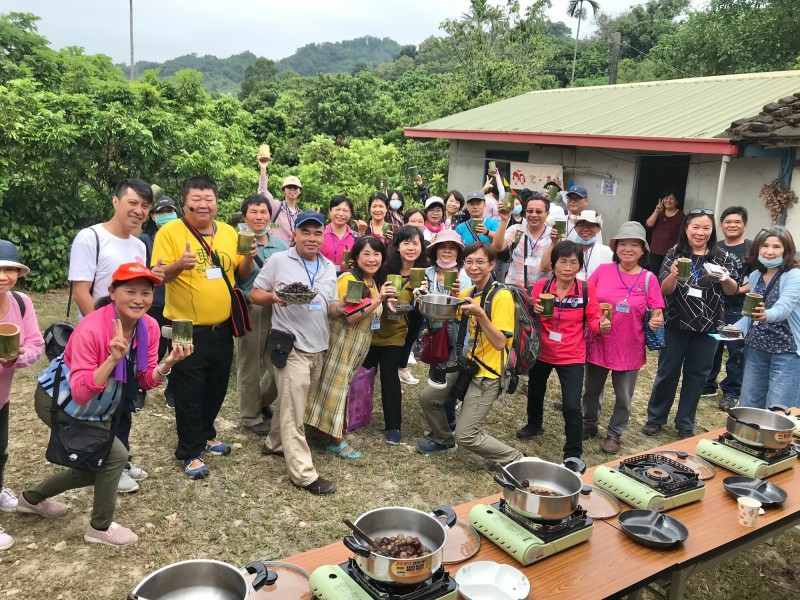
[417,242,524,466]
[153,176,254,479]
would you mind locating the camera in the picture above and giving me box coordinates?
[449,357,479,402]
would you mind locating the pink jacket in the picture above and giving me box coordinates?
[1,292,45,410]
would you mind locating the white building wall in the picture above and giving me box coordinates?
[784,166,800,241]
[449,140,785,242]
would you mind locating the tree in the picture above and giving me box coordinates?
[239,57,278,100]
[567,0,601,85]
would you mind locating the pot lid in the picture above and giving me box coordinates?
[440,520,481,564]
[248,561,312,599]
[654,450,716,480]
[579,485,621,520]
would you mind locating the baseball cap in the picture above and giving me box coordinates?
[575,210,603,227]
[282,176,302,189]
[567,185,588,198]
[466,191,485,203]
[294,210,326,228]
[153,196,177,212]
[424,196,445,211]
[0,240,30,277]
[112,262,161,286]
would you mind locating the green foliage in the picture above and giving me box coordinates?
[276,36,402,76]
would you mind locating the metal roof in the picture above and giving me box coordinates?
[405,71,800,155]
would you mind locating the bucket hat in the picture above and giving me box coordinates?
[426,229,465,261]
[609,221,651,255]
[0,240,30,277]
[282,176,302,190]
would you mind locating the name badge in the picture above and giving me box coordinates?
[371,317,381,330]
[309,300,322,311]
[615,302,630,314]
[549,331,563,342]
[388,314,402,321]
[688,287,703,298]
[206,267,222,280]
[524,257,538,267]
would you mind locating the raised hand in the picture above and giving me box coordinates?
[168,342,194,363]
[108,319,129,362]
[379,281,396,300]
[179,242,196,271]
[151,258,166,282]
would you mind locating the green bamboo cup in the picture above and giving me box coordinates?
[346,280,365,303]
[172,320,194,345]
[442,270,458,291]
[237,231,254,255]
[409,268,426,288]
[676,258,692,281]
[742,293,763,317]
[0,323,20,361]
[408,166,419,180]
[539,294,555,318]
[554,219,567,237]
[387,274,403,298]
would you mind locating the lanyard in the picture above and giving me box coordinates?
[616,264,644,302]
[302,256,321,287]
[547,277,578,332]
[567,218,575,238]
[690,256,704,279]
[470,220,483,241]
[282,201,299,228]
[758,272,781,298]
[583,246,594,278]
[327,227,349,261]
[527,227,547,256]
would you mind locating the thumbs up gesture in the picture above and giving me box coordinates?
[151,257,166,282]
[179,242,196,271]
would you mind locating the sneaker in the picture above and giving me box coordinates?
[261,405,273,419]
[300,477,337,495]
[700,388,717,397]
[165,389,175,409]
[183,457,209,479]
[133,388,146,412]
[642,422,662,436]
[417,439,458,455]
[0,527,13,551]
[516,424,544,440]
[248,421,270,436]
[385,429,401,445]
[677,429,695,440]
[260,444,284,458]
[407,352,417,366]
[16,494,68,518]
[117,471,140,494]
[719,395,738,410]
[552,401,563,411]
[124,463,148,481]
[205,440,231,456]
[0,487,18,512]
[582,427,598,441]
[398,370,419,385]
[84,522,138,547]
[602,436,621,454]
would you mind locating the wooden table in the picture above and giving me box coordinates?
[281,428,800,599]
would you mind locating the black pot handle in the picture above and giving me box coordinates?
[494,474,517,491]
[343,535,372,557]
[726,408,761,429]
[562,457,587,475]
[244,561,277,591]
[432,505,457,528]
[769,404,791,415]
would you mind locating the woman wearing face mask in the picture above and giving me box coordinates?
[321,195,358,269]
[423,197,446,242]
[643,209,738,439]
[734,227,800,409]
[444,191,467,230]
[367,192,393,243]
[387,190,406,230]
[572,210,614,281]
[305,236,396,458]
[363,226,429,444]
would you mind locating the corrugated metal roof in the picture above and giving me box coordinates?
[407,71,800,140]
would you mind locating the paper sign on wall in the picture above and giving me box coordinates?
[601,179,618,196]
[508,162,564,191]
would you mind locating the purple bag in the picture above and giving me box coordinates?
[346,366,376,433]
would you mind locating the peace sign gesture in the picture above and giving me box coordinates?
[108,319,130,362]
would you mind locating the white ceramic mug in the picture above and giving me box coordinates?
[737,496,761,527]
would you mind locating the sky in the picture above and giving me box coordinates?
[2,0,707,65]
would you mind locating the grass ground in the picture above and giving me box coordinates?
[0,289,798,599]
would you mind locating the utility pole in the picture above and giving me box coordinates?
[609,32,621,85]
[129,0,135,80]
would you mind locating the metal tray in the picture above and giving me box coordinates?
[722,476,788,506]
[618,510,688,549]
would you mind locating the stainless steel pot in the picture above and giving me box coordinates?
[494,458,585,520]
[726,405,795,449]
[343,505,457,585]
[417,294,465,322]
[131,559,276,600]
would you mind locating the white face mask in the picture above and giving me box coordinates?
[389,200,402,211]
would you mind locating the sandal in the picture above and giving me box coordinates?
[326,440,363,460]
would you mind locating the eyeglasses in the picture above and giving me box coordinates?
[464,259,489,266]
[688,208,714,216]
[526,210,546,215]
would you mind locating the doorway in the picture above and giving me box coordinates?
[631,154,691,228]
[485,150,530,189]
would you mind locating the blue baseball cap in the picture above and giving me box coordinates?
[567,185,588,198]
[294,210,326,228]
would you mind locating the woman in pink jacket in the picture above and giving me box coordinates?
[17,263,192,548]
[0,241,45,551]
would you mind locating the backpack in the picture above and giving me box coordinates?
[483,283,541,380]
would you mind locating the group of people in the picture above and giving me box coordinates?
[1,161,799,551]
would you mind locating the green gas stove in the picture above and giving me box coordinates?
[696,434,798,479]
[468,500,593,566]
[592,454,705,512]
[309,560,458,600]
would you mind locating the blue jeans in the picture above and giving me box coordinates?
[739,347,800,409]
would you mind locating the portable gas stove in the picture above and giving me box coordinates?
[696,433,798,478]
[309,559,457,600]
[592,454,705,512]
[467,500,593,566]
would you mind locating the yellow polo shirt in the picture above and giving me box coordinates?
[461,285,514,379]
[371,280,414,347]
[153,218,242,325]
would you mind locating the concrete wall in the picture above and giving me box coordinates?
[448,140,787,243]
[784,165,800,241]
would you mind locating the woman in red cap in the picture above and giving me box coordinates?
[18,263,192,548]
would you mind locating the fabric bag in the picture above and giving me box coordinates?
[420,321,450,364]
[644,271,666,351]
[44,358,123,472]
[346,366,375,433]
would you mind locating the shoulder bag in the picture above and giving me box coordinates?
[644,271,666,351]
